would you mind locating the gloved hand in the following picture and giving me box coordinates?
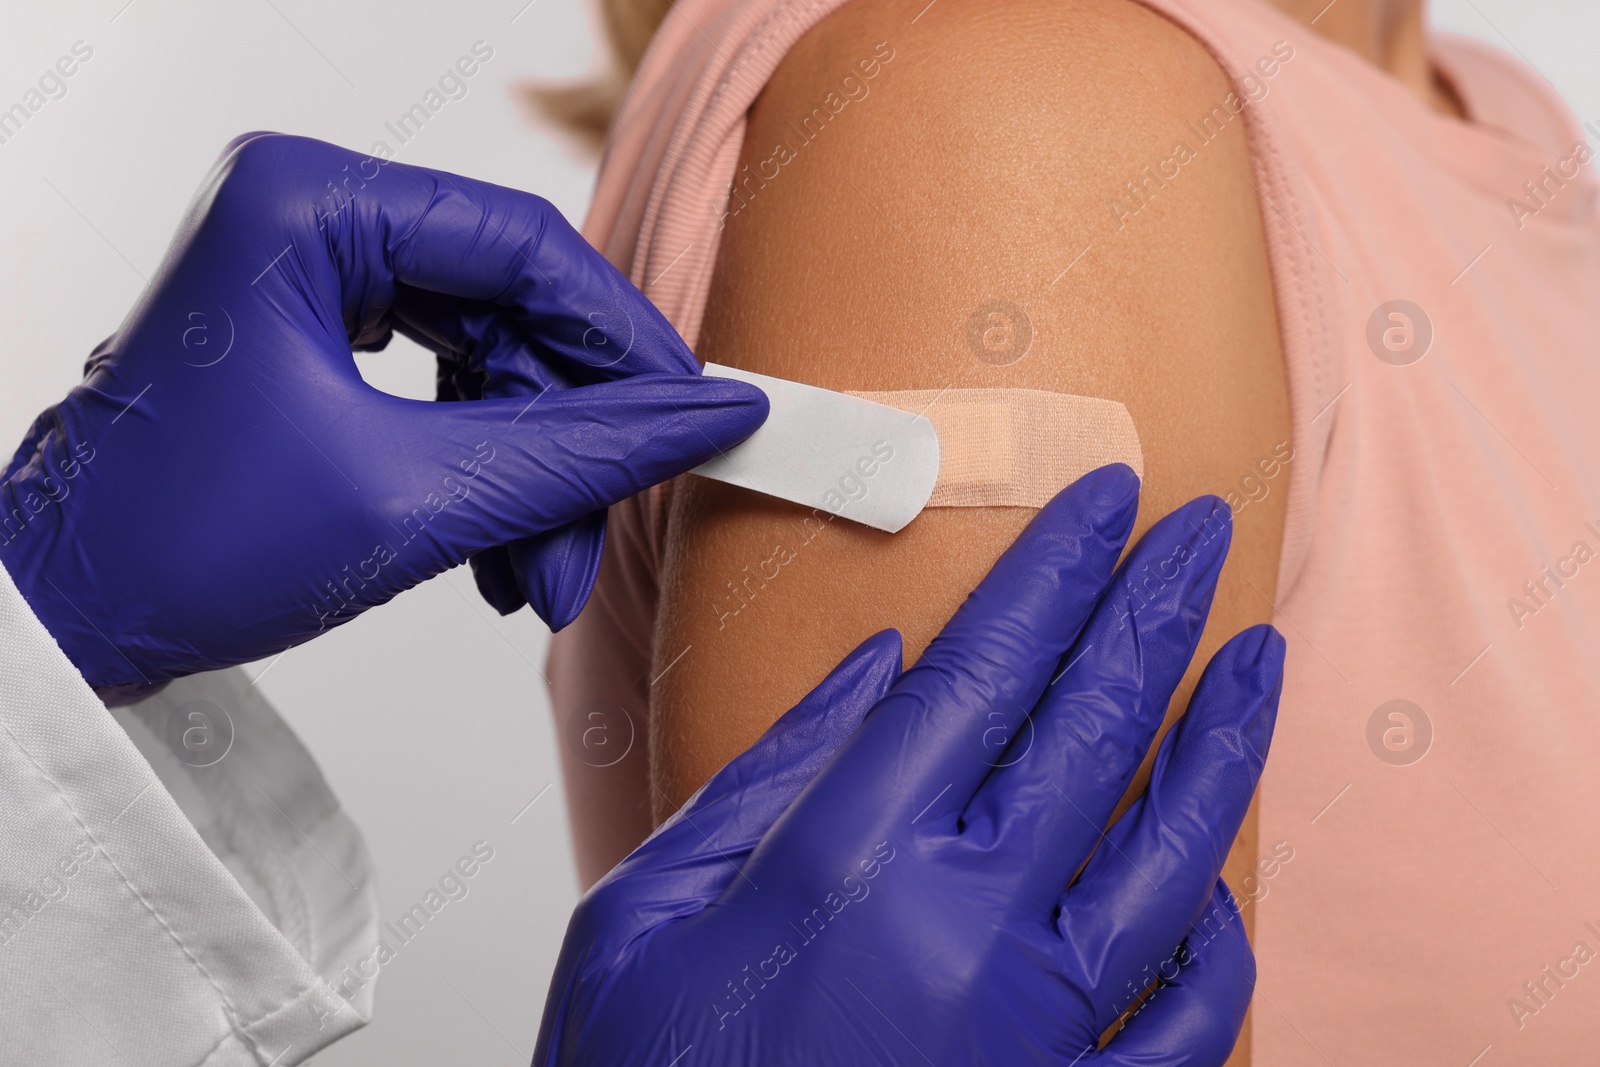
[0,133,766,693]
[537,464,1286,1067]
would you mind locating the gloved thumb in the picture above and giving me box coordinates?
[419,373,766,625]
[671,628,904,834]
[595,630,903,918]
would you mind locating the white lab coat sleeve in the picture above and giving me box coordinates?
[0,558,381,1066]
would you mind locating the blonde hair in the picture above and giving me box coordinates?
[530,0,676,147]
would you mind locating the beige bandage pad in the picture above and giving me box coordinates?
[696,363,1144,530]
[849,388,1144,508]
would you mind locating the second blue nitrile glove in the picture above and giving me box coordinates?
[0,134,766,691]
[537,465,1286,1066]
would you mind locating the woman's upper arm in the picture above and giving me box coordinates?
[650,0,1292,833]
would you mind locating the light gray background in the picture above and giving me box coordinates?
[0,1,1592,1063]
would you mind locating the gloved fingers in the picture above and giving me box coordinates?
[813,465,1139,831]
[2,403,62,485]
[382,161,698,382]
[961,496,1230,905]
[434,351,478,403]
[412,374,765,624]
[606,630,903,912]
[211,135,696,382]
[392,283,583,399]
[390,284,503,362]
[1095,882,1254,1067]
[469,545,528,615]
[465,516,614,626]
[431,345,529,618]
[507,513,607,630]
[399,287,616,627]
[1055,625,1284,1035]
[396,286,637,625]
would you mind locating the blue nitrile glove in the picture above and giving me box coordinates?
[0,133,766,693]
[536,464,1286,1067]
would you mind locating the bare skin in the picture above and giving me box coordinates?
[560,0,1456,1061]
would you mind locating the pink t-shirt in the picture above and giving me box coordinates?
[554,0,1600,1060]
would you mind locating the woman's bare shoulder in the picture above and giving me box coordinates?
[705,0,1278,397]
[658,0,1291,819]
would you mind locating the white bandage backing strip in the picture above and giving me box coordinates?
[694,363,940,533]
[695,363,1143,532]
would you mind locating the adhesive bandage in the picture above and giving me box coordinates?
[694,363,1143,533]
[849,388,1144,508]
